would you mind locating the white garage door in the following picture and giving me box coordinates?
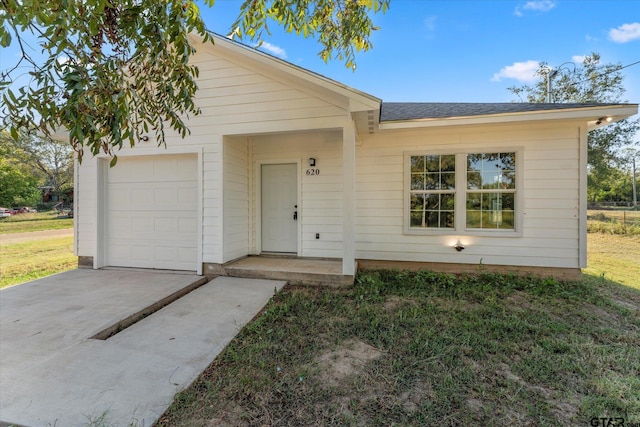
[106,154,198,271]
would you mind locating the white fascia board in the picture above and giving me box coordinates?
[189,32,381,113]
[379,104,638,130]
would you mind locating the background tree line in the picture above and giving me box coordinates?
[0,131,73,208]
[509,53,639,205]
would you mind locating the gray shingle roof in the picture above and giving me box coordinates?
[380,102,620,122]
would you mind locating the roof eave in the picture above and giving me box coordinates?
[379,104,639,130]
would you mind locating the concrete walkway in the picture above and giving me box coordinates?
[0,269,285,427]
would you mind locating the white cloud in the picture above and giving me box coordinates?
[572,55,586,64]
[515,1,556,16]
[423,15,437,39]
[424,15,437,32]
[608,22,640,43]
[258,42,287,59]
[492,60,540,82]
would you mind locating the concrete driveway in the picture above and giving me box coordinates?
[0,269,285,427]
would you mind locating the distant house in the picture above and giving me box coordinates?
[73,33,638,282]
[40,186,73,206]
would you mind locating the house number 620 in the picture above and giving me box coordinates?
[306,169,320,176]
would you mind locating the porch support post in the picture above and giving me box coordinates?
[342,120,356,276]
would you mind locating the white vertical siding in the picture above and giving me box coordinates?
[202,138,223,264]
[355,123,582,269]
[223,137,250,262]
[75,156,98,259]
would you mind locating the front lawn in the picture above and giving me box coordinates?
[0,211,73,234]
[0,237,76,289]
[157,270,640,426]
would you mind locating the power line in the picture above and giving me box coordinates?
[573,59,640,85]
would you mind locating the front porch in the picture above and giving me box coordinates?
[218,256,355,287]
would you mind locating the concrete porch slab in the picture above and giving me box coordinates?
[0,269,285,427]
[223,256,355,286]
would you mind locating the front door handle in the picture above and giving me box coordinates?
[293,211,298,220]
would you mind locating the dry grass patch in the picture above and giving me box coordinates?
[584,233,640,289]
[0,236,75,288]
[0,211,73,234]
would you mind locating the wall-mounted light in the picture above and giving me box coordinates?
[309,158,316,167]
[453,241,465,252]
[595,117,612,125]
[140,135,150,142]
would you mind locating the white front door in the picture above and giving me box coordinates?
[261,163,298,253]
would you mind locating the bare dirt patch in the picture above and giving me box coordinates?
[610,297,640,312]
[314,339,384,387]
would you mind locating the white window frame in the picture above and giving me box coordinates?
[404,149,523,237]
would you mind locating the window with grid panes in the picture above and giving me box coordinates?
[466,152,516,230]
[409,154,456,229]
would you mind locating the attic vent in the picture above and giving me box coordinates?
[368,110,375,134]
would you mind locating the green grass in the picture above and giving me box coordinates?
[584,233,640,289]
[0,211,73,234]
[157,270,640,427]
[0,236,76,289]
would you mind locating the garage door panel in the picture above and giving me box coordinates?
[106,154,198,271]
[178,217,197,233]
[178,187,198,206]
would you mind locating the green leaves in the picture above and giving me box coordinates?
[231,0,389,69]
[1,0,213,163]
[1,0,387,164]
[507,52,639,201]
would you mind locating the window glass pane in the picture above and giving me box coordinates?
[441,193,455,210]
[466,191,515,230]
[410,211,425,227]
[410,193,424,210]
[441,172,455,190]
[425,173,439,190]
[500,152,516,170]
[411,174,424,190]
[410,156,424,173]
[500,211,515,230]
[467,153,483,172]
[502,193,515,210]
[440,211,454,228]
[425,155,440,172]
[467,171,481,190]
[466,192,481,210]
[408,154,457,230]
[501,171,516,189]
[467,152,516,190]
[441,155,456,172]
[426,211,440,227]
[466,210,482,228]
[425,193,440,209]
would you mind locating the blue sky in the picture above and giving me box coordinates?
[1,1,638,124]
[199,0,640,106]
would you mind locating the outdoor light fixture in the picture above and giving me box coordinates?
[453,242,465,252]
[309,158,316,166]
[140,135,150,142]
[595,117,612,125]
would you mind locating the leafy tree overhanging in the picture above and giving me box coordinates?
[508,53,639,202]
[0,0,389,164]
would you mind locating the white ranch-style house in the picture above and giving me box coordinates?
[73,33,638,283]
